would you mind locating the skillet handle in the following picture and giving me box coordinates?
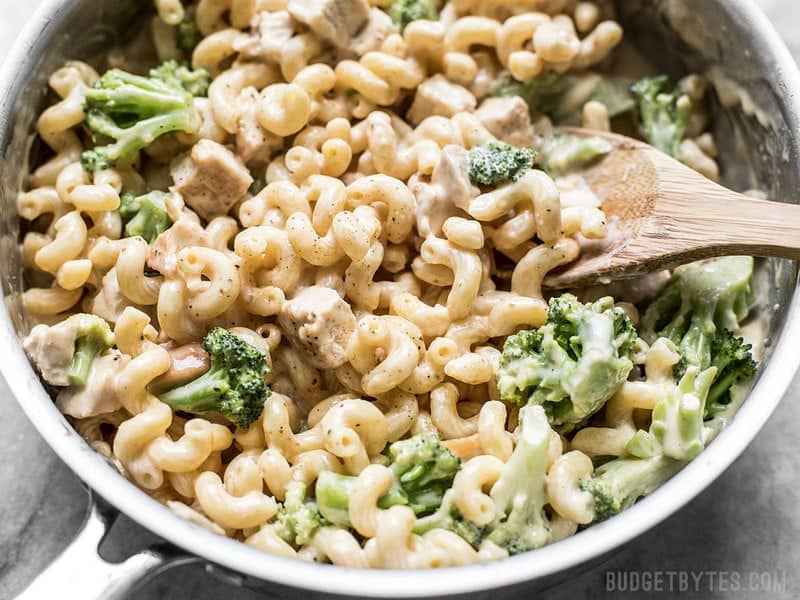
[16,490,196,600]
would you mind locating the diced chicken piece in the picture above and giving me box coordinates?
[236,87,283,165]
[288,0,370,49]
[148,217,208,277]
[172,139,253,221]
[475,96,535,148]
[277,286,356,369]
[350,8,396,56]
[431,145,477,213]
[235,11,296,62]
[56,351,129,418]
[407,75,477,125]
[23,321,83,387]
[91,268,129,324]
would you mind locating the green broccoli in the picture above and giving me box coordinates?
[386,433,460,514]
[81,64,201,172]
[582,361,717,521]
[158,327,270,427]
[176,18,203,55]
[706,330,757,417]
[315,470,408,526]
[413,489,484,546]
[580,453,684,522]
[149,60,210,97]
[315,434,460,524]
[630,75,691,156]
[493,72,570,116]
[542,133,613,176]
[466,141,535,186]
[493,72,635,124]
[63,314,115,387]
[273,481,327,547]
[624,429,658,459]
[497,294,638,432]
[641,256,756,417]
[650,365,716,460]
[249,175,266,196]
[386,0,439,31]
[119,191,172,244]
[484,405,551,554]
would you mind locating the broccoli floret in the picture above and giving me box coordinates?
[273,481,327,547]
[62,314,115,387]
[705,330,757,416]
[543,133,613,176]
[494,72,635,124]
[580,453,684,522]
[583,363,715,520]
[624,429,658,459]
[493,72,572,118]
[641,256,756,415]
[413,489,484,546]
[386,0,439,31]
[497,294,637,432]
[484,405,551,554]
[630,75,691,156]
[386,433,460,514]
[81,65,200,172]
[315,434,460,524]
[466,141,535,186]
[176,18,203,55]
[650,365,716,460]
[158,327,270,427]
[119,191,172,243]
[149,60,210,97]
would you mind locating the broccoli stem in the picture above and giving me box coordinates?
[543,134,612,176]
[412,490,484,546]
[315,471,408,527]
[581,454,684,522]
[706,368,741,408]
[158,367,227,414]
[315,472,354,526]
[67,336,103,386]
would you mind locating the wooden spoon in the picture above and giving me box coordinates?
[542,127,800,288]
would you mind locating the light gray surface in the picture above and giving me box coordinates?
[1,2,799,599]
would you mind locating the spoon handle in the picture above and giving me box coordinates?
[654,180,800,262]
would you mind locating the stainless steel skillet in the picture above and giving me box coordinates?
[2,0,800,597]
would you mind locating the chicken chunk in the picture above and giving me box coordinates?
[475,96,535,148]
[431,145,476,213]
[236,11,296,62]
[91,268,130,324]
[23,321,81,387]
[172,139,253,221]
[350,8,396,56]
[277,286,356,369]
[237,87,283,165]
[148,217,208,277]
[288,0,370,49]
[56,351,129,418]
[407,75,477,125]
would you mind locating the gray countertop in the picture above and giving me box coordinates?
[1,2,799,599]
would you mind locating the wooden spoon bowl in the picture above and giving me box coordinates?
[543,127,800,288]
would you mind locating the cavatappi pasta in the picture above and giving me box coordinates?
[18,0,753,569]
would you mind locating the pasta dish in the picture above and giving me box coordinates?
[17,0,758,568]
